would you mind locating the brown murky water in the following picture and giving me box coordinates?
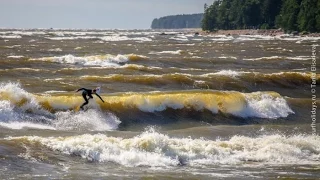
[0,29,319,179]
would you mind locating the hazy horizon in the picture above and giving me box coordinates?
[0,0,213,29]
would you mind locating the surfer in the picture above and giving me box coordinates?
[76,87,104,110]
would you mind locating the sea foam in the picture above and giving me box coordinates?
[8,130,320,167]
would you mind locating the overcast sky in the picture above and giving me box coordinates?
[0,0,213,29]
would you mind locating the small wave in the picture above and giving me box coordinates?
[4,45,21,49]
[218,56,237,60]
[77,71,246,84]
[48,48,62,52]
[7,55,24,58]
[46,35,152,42]
[170,35,189,41]
[44,90,68,94]
[243,56,312,61]
[0,30,46,36]
[46,36,98,40]
[100,35,152,42]
[211,35,234,41]
[261,72,318,80]
[7,130,320,167]
[207,70,245,77]
[149,50,185,55]
[0,122,55,130]
[30,54,147,67]
[0,35,22,39]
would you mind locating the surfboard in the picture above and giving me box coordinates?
[73,106,81,112]
[73,106,89,112]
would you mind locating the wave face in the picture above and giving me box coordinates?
[7,130,320,167]
[0,83,293,121]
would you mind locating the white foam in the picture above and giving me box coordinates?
[201,70,248,78]
[100,35,152,42]
[279,35,320,41]
[31,54,136,67]
[0,122,55,130]
[240,93,294,119]
[170,35,189,41]
[0,83,54,124]
[48,48,62,52]
[240,35,275,41]
[243,56,281,61]
[218,56,237,60]
[0,82,46,115]
[46,35,152,42]
[177,43,195,46]
[7,55,24,58]
[0,98,55,130]
[243,56,312,61]
[10,131,319,167]
[0,100,17,121]
[149,50,184,55]
[0,35,22,39]
[211,35,234,41]
[192,38,203,41]
[10,31,46,36]
[54,109,121,131]
[287,56,311,61]
[46,36,98,40]
[5,45,21,48]
[208,35,230,38]
[44,90,68,94]
[213,70,242,77]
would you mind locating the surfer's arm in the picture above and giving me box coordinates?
[76,88,85,92]
[95,94,105,103]
[76,88,91,92]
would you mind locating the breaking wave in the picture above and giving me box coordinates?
[0,82,294,120]
[7,130,320,167]
[0,82,120,131]
[30,54,147,67]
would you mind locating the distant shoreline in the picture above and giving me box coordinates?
[184,28,320,37]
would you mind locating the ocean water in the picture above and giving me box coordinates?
[0,29,319,179]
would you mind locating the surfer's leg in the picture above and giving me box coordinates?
[80,94,89,110]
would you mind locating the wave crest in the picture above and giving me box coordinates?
[30,54,147,67]
[7,130,320,167]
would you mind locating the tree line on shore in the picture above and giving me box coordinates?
[202,0,320,33]
[151,14,203,29]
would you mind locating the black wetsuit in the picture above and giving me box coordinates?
[77,88,104,109]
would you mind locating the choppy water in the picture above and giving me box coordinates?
[0,29,319,179]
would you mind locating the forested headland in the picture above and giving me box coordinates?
[202,0,320,33]
[151,14,203,29]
